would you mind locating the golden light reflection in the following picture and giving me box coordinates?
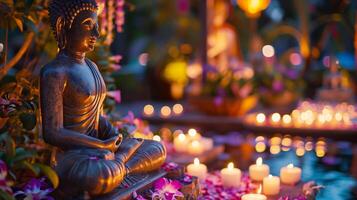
[270,145,281,155]
[255,136,265,142]
[172,103,184,115]
[256,113,266,124]
[143,104,154,116]
[160,106,171,118]
[237,0,271,17]
[255,142,266,153]
[296,147,305,157]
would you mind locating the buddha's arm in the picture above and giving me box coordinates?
[98,115,118,140]
[40,68,109,150]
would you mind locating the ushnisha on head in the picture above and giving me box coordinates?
[48,0,100,53]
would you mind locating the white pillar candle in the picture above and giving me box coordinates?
[280,164,302,185]
[241,185,267,200]
[186,158,207,180]
[263,175,280,195]
[187,128,201,141]
[241,194,267,200]
[249,157,270,181]
[221,162,241,188]
[173,133,188,152]
[188,140,204,155]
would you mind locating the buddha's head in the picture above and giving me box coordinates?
[49,0,100,53]
[213,0,229,27]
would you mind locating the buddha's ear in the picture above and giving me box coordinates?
[55,16,66,49]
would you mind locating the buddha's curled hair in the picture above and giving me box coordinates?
[48,0,98,45]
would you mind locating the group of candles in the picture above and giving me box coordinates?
[143,104,184,117]
[173,129,213,155]
[187,157,302,199]
[252,101,356,129]
[255,135,328,158]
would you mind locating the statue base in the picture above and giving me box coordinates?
[94,166,200,200]
[94,170,167,200]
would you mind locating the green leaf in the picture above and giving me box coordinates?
[34,164,59,189]
[0,190,15,200]
[18,160,40,176]
[13,148,36,162]
[12,16,23,32]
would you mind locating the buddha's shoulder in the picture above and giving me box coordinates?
[40,59,67,79]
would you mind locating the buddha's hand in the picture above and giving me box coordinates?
[103,134,123,152]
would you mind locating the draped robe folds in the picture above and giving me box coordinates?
[40,53,166,195]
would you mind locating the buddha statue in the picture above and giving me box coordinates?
[40,0,166,197]
[207,0,242,73]
[316,57,354,103]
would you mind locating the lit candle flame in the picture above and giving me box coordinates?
[287,164,294,168]
[152,135,161,142]
[256,157,263,165]
[178,133,186,141]
[256,113,266,124]
[228,162,234,169]
[268,174,273,178]
[188,128,197,137]
[194,158,200,165]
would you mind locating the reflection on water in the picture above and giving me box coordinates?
[265,151,356,200]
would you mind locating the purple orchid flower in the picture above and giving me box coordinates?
[107,90,121,103]
[182,174,192,183]
[109,54,122,63]
[161,162,179,172]
[14,178,54,200]
[151,178,184,200]
[0,160,7,180]
[122,111,135,125]
[0,160,12,194]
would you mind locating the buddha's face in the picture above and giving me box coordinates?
[66,10,100,53]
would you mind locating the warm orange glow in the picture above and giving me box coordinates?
[296,147,305,157]
[237,0,271,17]
[270,145,281,155]
[255,142,266,153]
[255,136,265,142]
[172,103,184,115]
[143,104,154,116]
[160,106,171,117]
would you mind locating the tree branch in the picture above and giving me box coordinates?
[0,32,35,80]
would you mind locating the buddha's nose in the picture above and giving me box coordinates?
[92,26,100,39]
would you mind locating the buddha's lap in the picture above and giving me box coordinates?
[54,139,166,195]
